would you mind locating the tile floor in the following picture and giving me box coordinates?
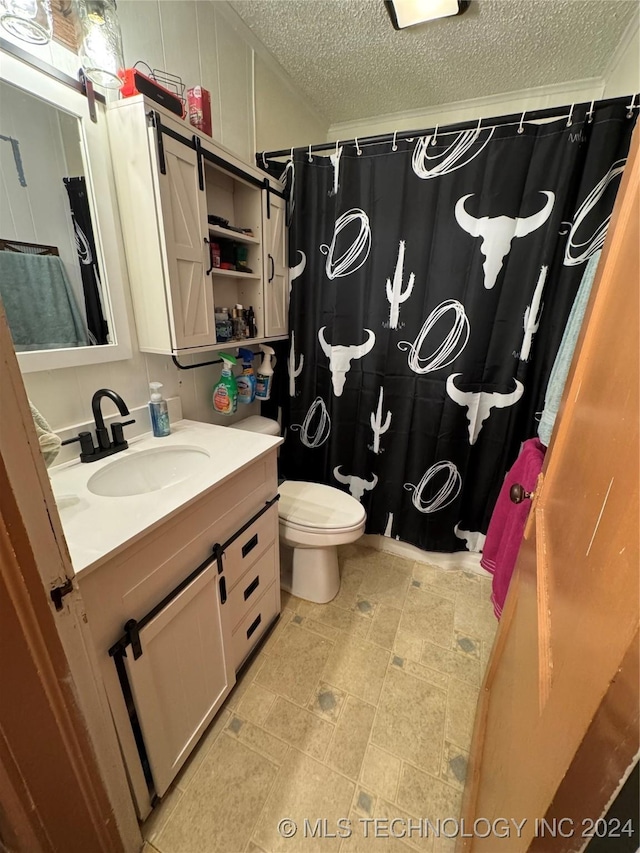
[141,544,498,853]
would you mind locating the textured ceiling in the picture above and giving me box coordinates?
[231,0,638,123]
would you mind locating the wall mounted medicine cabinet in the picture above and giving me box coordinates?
[106,96,289,356]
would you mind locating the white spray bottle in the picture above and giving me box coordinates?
[255,345,276,401]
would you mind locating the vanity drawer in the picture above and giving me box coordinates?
[232,581,280,671]
[225,544,278,632]
[222,501,278,591]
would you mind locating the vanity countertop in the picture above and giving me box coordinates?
[49,419,282,575]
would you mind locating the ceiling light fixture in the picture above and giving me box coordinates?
[384,0,470,30]
[0,0,53,44]
[73,0,124,89]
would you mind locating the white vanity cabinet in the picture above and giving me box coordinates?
[76,447,281,818]
[106,96,289,356]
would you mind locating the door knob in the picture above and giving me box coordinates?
[510,483,533,504]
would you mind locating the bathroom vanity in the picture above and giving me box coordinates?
[50,420,282,818]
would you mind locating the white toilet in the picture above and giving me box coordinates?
[230,416,366,603]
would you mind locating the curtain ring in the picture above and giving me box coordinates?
[587,100,595,123]
[307,144,313,163]
[261,152,268,169]
[566,104,574,128]
[289,147,294,162]
[475,118,482,137]
[355,137,362,156]
[517,111,526,134]
[335,139,340,156]
[627,94,637,118]
[392,130,398,152]
[431,125,438,146]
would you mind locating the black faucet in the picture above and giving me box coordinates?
[62,388,136,463]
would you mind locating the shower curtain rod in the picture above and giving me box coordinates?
[259,93,638,160]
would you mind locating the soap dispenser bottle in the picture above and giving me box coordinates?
[149,382,171,437]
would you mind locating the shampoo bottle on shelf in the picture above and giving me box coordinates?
[212,353,238,415]
[149,382,170,437]
[255,345,276,401]
[236,348,256,404]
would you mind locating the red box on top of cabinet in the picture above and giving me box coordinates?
[188,86,212,137]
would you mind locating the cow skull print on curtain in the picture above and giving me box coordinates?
[264,101,637,553]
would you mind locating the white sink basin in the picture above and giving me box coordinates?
[87,445,210,497]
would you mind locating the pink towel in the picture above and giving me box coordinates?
[480,438,546,618]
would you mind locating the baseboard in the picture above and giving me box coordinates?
[359,534,488,575]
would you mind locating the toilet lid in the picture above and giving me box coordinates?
[278,481,366,531]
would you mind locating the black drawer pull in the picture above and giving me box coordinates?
[242,534,258,558]
[219,576,227,604]
[244,575,260,600]
[246,613,261,639]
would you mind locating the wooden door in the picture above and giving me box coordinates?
[460,129,639,851]
[155,132,215,351]
[263,193,289,337]
[124,561,233,797]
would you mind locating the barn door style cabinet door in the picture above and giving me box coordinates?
[106,96,289,356]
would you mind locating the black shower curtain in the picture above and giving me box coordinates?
[63,176,109,345]
[267,102,636,553]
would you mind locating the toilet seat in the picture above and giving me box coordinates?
[278,481,365,532]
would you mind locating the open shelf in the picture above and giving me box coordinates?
[211,268,261,280]
[208,225,259,245]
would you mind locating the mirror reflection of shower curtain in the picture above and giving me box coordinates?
[63,176,109,345]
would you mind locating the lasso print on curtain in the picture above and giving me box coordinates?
[265,102,637,553]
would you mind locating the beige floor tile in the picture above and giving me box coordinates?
[375,798,435,853]
[256,623,334,705]
[326,695,376,779]
[308,682,347,722]
[142,783,184,844]
[226,714,290,764]
[397,658,449,691]
[399,588,455,651]
[157,733,278,853]
[419,570,462,602]
[440,742,469,791]
[260,609,295,655]
[175,707,231,792]
[453,594,497,648]
[420,641,481,687]
[359,559,412,609]
[360,744,401,802]
[252,749,355,852]
[141,844,161,853]
[322,634,391,705]
[339,809,417,853]
[237,683,278,726]
[299,616,341,641]
[452,630,481,660]
[371,667,446,776]
[352,786,377,817]
[396,764,462,825]
[264,696,335,761]
[225,653,266,711]
[298,601,369,636]
[393,630,424,664]
[411,562,439,586]
[246,842,268,853]
[332,565,366,610]
[445,678,480,751]
[368,604,402,650]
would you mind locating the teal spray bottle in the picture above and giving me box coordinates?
[212,353,238,415]
[236,348,257,404]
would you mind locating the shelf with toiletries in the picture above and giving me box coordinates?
[106,95,289,356]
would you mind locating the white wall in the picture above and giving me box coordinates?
[604,15,640,98]
[327,77,606,141]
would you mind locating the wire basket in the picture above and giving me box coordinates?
[133,61,186,112]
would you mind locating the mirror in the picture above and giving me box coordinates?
[0,48,131,372]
